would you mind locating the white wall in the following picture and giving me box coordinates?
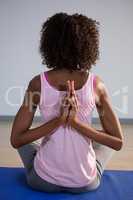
[0,0,132,118]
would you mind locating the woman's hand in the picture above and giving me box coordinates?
[66,80,79,126]
[59,80,79,127]
[59,94,71,127]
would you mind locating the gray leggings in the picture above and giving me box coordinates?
[17,140,115,194]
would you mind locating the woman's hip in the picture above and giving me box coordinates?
[26,165,101,193]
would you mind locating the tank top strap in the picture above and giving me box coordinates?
[44,71,48,83]
[87,72,96,108]
[92,73,97,107]
[39,72,46,106]
[92,73,97,91]
[43,71,49,88]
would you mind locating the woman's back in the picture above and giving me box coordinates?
[42,68,91,91]
[34,68,98,187]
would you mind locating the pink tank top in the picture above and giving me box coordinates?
[34,71,97,187]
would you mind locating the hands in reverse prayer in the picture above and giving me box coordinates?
[60,80,80,127]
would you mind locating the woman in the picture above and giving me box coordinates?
[10,12,124,193]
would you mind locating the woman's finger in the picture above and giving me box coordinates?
[67,80,72,98]
[61,80,71,107]
[71,80,79,109]
[65,80,79,110]
[67,98,77,111]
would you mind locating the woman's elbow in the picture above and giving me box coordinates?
[115,139,124,151]
[10,136,20,149]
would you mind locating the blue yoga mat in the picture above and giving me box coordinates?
[0,167,133,200]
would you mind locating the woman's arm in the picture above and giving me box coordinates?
[71,120,123,151]
[10,76,62,149]
[70,76,124,151]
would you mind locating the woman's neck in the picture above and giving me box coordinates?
[52,67,88,75]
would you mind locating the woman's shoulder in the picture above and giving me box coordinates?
[92,74,105,89]
[93,74,108,105]
[28,74,41,93]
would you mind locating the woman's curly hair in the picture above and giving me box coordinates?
[39,12,100,72]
